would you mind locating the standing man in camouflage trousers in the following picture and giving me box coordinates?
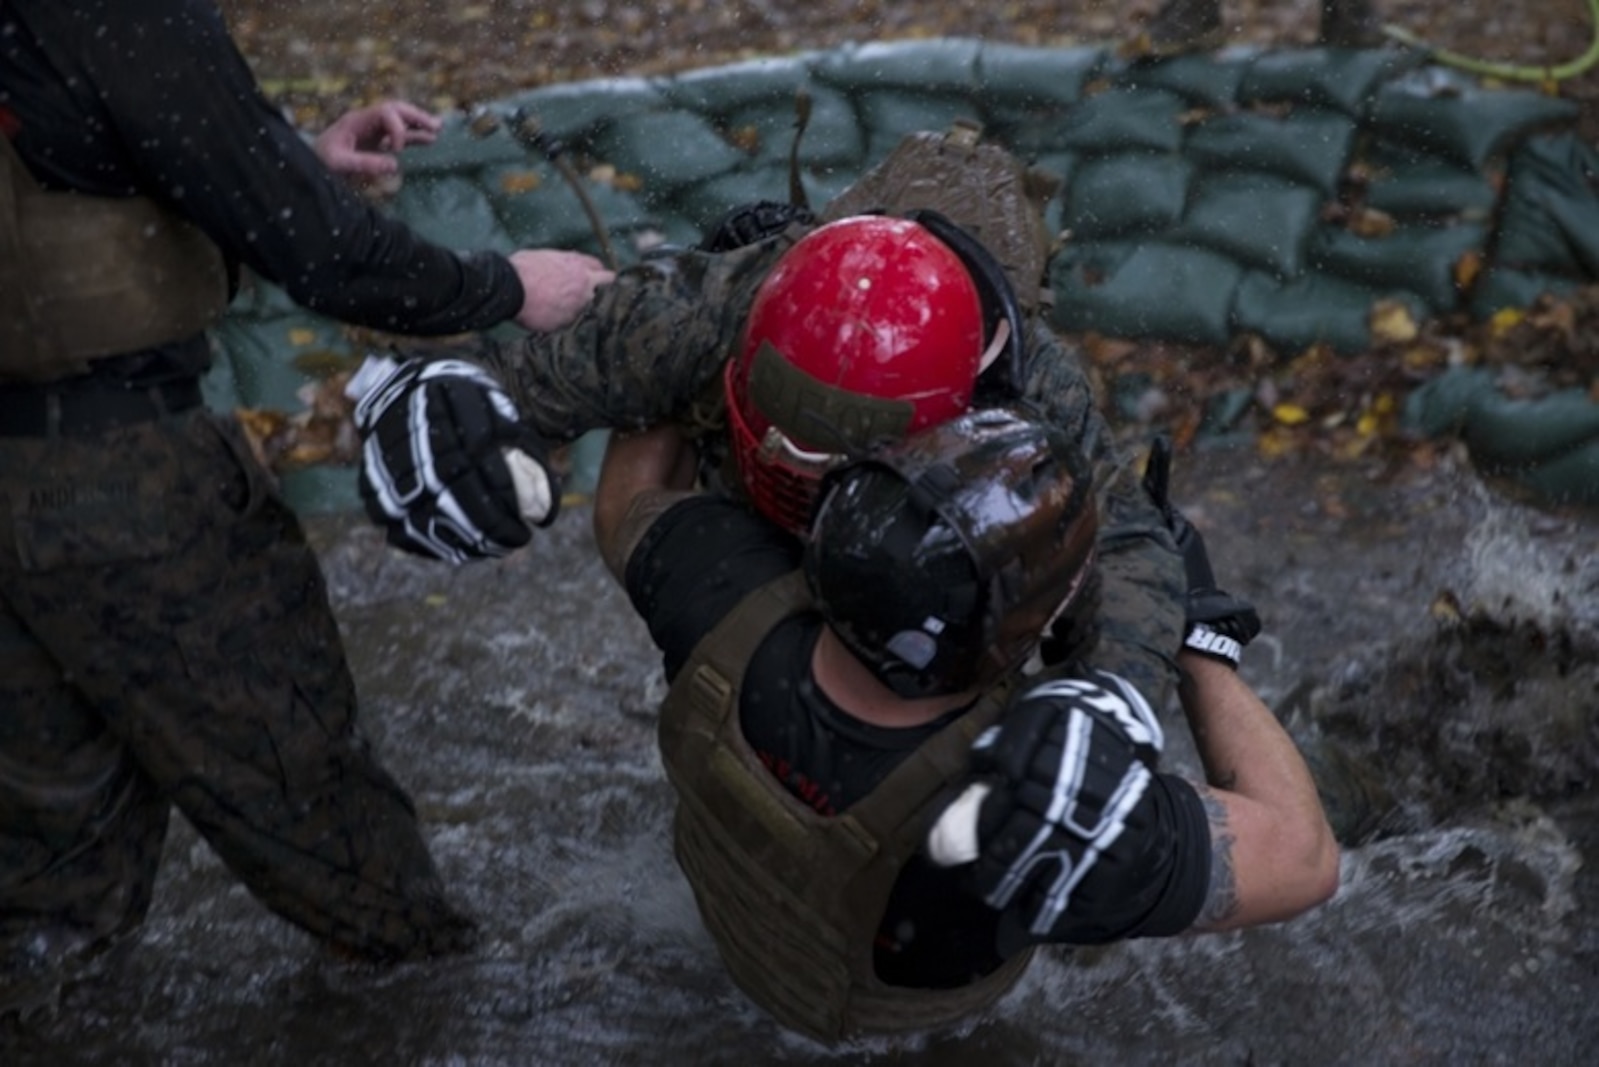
[0,0,611,1012]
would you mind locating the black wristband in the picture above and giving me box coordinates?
[1184,622,1243,668]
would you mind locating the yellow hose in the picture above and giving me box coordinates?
[1381,0,1599,83]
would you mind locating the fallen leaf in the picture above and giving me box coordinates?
[1370,301,1418,344]
[727,124,762,153]
[1257,426,1300,458]
[1490,308,1525,336]
[1526,300,1576,342]
[234,406,287,470]
[1430,589,1464,624]
[498,170,544,195]
[1348,206,1396,238]
[1401,344,1447,373]
[1084,333,1139,367]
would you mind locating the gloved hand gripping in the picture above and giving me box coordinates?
[926,670,1165,947]
[348,354,559,563]
[1142,436,1262,667]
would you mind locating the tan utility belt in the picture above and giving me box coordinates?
[0,133,229,384]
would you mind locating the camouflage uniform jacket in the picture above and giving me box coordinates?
[476,230,1184,710]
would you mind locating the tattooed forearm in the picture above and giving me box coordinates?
[1197,789,1241,928]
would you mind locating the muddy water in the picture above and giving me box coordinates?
[4,445,1596,1065]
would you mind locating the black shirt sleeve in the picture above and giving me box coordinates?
[992,771,1210,954]
[1050,772,1211,943]
[623,495,803,682]
[3,0,522,337]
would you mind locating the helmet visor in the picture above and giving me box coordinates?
[747,340,916,453]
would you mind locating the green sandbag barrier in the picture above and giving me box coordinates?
[211,314,343,413]
[1405,368,1498,438]
[495,77,667,143]
[1507,442,1599,508]
[201,335,244,413]
[1405,368,1599,507]
[1175,173,1323,278]
[1058,87,1188,154]
[1031,150,1079,234]
[726,85,864,169]
[1052,241,1244,345]
[391,174,515,255]
[656,54,817,115]
[858,91,984,158]
[1450,385,1599,467]
[281,465,363,516]
[811,38,984,94]
[1309,222,1488,314]
[394,114,531,175]
[1232,271,1422,354]
[1493,133,1599,278]
[1362,155,1497,221]
[978,42,1105,104]
[672,168,792,234]
[1368,67,1578,171]
[215,38,1599,518]
[562,429,611,498]
[1471,268,1582,319]
[1237,46,1422,116]
[1184,110,1357,196]
[1064,154,1193,240]
[228,275,301,321]
[591,110,749,206]
[978,43,1106,153]
[1122,49,1252,108]
[483,161,653,257]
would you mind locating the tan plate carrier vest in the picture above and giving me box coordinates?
[658,570,1035,1044]
[0,133,229,384]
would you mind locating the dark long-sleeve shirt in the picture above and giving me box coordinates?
[0,0,523,380]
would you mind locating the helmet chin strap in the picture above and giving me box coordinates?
[978,319,1011,376]
[760,424,840,468]
[903,208,1027,396]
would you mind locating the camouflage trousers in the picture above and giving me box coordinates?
[0,404,472,997]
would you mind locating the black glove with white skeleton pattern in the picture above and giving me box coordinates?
[926,669,1164,949]
[348,353,559,564]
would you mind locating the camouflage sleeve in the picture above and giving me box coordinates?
[1018,318,1185,713]
[474,234,799,444]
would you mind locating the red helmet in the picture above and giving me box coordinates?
[724,215,987,533]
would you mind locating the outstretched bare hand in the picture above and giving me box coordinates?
[314,100,442,181]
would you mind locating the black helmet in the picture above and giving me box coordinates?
[802,405,1098,699]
